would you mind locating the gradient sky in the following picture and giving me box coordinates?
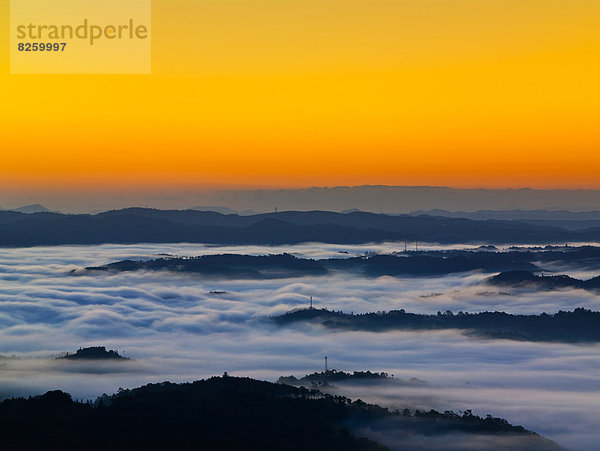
[1,0,599,192]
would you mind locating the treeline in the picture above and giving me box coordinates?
[86,247,600,279]
[488,270,600,290]
[59,346,129,361]
[0,375,555,450]
[0,376,385,450]
[278,369,391,386]
[273,308,600,342]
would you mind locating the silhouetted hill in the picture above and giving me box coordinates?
[191,205,237,214]
[0,376,562,450]
[95,207,248,226]
[88,254,328,279]
[0,204,53,214]
[488,271,600,291]
[278,370,391,387]
[273,308,600,342]
[58,346,129,361]
[14,204,52,214]
[85,252,537,278]
[86,247,600,278]
[412,209,600,230]
[1,208,598,246]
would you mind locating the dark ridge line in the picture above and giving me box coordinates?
[57,346,130,361]
[1,208,599,246]
[488,270,600,291]
[272,307,600,343]
[83,250,600,283]
[0,375,562,450]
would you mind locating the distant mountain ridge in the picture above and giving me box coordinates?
[8,185,600,213]
[412,209,600,230]
[0,204,53,214]
[488,271,600,291]
[413,209,600,220]
[191,205,258,215]
[0,208,599,246]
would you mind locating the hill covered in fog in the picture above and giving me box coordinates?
[0,375,562,450]
[273,308,600,343]
[488,270,600,290]
[85,247,600,279]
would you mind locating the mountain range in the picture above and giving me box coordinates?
[0,208,599,246]
[0,204,53,214]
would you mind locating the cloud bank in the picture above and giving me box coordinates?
[0,243,598,449]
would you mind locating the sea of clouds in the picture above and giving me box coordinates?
[0,243,599,450]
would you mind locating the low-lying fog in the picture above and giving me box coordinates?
[0,243,599,450]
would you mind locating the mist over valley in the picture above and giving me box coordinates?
[0,240,599,449]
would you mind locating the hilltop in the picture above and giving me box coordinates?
[58,346,129,361]
[0,375,562,450]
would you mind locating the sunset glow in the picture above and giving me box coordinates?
[2,0,599,190]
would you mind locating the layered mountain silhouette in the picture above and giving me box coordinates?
[1,208,599,246]
[412,209,600,230]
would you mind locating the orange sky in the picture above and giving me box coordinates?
[1,0,599,191]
